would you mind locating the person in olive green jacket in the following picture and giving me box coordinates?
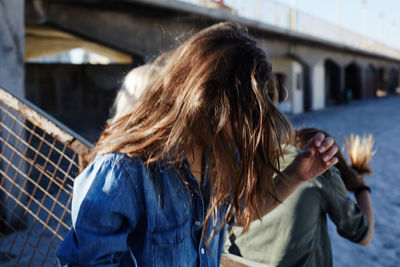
[225,128,374,267]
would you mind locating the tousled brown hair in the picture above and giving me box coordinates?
[95,22,292,241]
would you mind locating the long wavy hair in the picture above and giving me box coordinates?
[95,22,292,238]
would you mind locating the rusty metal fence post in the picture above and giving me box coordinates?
[0,86,93,266]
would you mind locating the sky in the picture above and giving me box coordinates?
[223,0,400,50]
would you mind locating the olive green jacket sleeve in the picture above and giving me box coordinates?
[319,167,370,243]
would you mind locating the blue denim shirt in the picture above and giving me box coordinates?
[57,153,226,266]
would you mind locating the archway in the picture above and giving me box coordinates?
[271,55,310,114]
[388,67,399,94]
[275,72,288,102]
[25,25,141,142]
[345,62,362,100]
[364,64,379,98]
[324,59,342,105]
[377,67,387,97]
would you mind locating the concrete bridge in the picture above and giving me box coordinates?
[23,0,400,114]
[1,0,400,138]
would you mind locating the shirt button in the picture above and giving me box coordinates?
[201,248,205,254]
[195,221,201,226]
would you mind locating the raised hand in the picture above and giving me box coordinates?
[285,132,339,182]
[342,167,368,191]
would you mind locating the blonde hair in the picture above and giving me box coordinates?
[108,64,159,124]
[345,134,376,175]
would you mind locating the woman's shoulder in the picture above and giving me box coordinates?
[313,166,347,197]
[74,153,148,197]
[88,153,148,176]
[71,153,147,228]
[92,152,144,166]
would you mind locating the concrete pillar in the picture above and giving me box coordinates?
[0,0,25,97]
[292,62,304,114]
[310,61,325,110]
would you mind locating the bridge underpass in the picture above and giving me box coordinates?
[23,0,400,121]
[324,59,342,106]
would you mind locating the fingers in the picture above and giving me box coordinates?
[306,132,325,148]
[322,144,339,167]
[303,132,339,168]
[306,132,335,152]
[313,133,338,167]
[325,156,338,167]
[318,136,335,153]
[322,143,338,162]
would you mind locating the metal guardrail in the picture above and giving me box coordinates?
[181,0,400,60]
[0,86,92,266]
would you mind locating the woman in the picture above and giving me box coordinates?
[225,128,374,267]
[57,22,338,266]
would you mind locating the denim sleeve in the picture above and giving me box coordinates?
[57,154,141,266]
[321,167,370,243]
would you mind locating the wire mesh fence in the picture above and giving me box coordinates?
[0,86,93,266]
